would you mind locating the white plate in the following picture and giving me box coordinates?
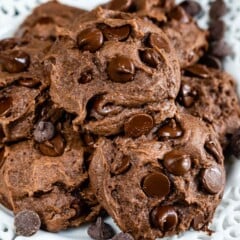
[0,0,240,239]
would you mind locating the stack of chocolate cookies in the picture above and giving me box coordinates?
[0,0,239,239]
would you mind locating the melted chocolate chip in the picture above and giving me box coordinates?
[112,232,134,240]
[39,134,65,157]
[124,113,154,138]
[0,50,30,73]
[0,96,12,115]
[178,83,198,108]
[168,6,190,23]
[209,40,232,58]
[14,210,41,236]
[101,25,131,41]
[201,166,224,194]
[139,49,163,68]
[109,0,132,12]
[33,121,55,143]
[179,0,203,17]
[210,0,227,19]
[111,155,131,175]
[142,172,170,198]
[87,217,115,240]
[185,64,210,78]
[158,119,183,139]
[148,33,171,53]
[78,70,93,84]
[209,19,225,41]
[200,55,222,69]
[164,150,191,175]
[108,56,135,83]
[230,128,240,158]
[77,28,104,53]
[152,206,178,232]
[205,141,222,163]
[18,78,41,88]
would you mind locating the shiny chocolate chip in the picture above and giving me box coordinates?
[101,25,131,41]
[201,166,224,194]
[33,121,55,143]
[0,50,30,73]
[158,119,183,139]
[209,19,225,41]
[0,96,12,115]
[77,28,104,53]
[179,0,203,17]
[18,78,41,88]
[39,134,65,157]
[148,33,171,53]
[14,210,41,237]
[168,6,190,23]
[185,64,210,78]
[142,172,170,198]
[124,113,154,138]
[178,83,198,108]
[152,206,178,232]
[109,0,132,11]
[139,49,163,68]
[78,70,93,84]
[210,0,227,19]
[205,141,222,163]
[200,55,222,69]
[111,155,131,175]
[163,150,191,176]
[108,56,135,83]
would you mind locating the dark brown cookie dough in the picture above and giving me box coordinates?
[89,113,225,240]
[46,8,180,137]
[177,64,240,148]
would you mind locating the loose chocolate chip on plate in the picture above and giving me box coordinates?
[87,217,115,240]
[152,206,178,232]
[0,96,12,115]
[185,64,210,78]
[14,210,41,237]
[78,70,93,84]
[77,28,104,53]
[201,166,224,194]
[33,121,55,143]
[124,113,154,138]
[209,40,232,58]
[0,50,30,73]
[164,150,191,176]
[209,19,225,41]
[200,55,222,69]
[108,56,135,83]
[142,172,170,198]
[204,141,222,163]
[179,0,203,17]
[112,232,134,240]
[109,0,132,12]
[39,134,65,157]
[101,25,131,41]
[139,49,163,68]
[229,128,240,158]
[111,155,131,175]
[148,33,171,53]
[178,83,198,108]
[168,6,190,23]
[158,119,183,139]
[210,0,227,19]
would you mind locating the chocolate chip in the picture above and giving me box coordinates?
[158,119,183,139]
[152,206,178,232]
[139,49,163,68]
[109,0,132,12]
[101,25,131,41]
[0,96,12,115]
[77,28,104,53]
[108,56,135,83]
[168,6,190,23]
[178,83,198,108]
[230,128,240,158]
[33,121,55,143]
[192,213,205,230]
[18,78,41,88]
[209,19,225,41]
[124,113,154,138]
[185,64,210,78]
[39,134,65,157]
[78,70,93,84]
[142,172,170,198]
[200,55,222,69]
[201,166,224,194]
[0,147,5,168]
[111,155,131,175]
[0,50,30,73]
[112,232,134,240]
[179,0,203,17]
[148,33,171,53]
[164,150,191,175]
[210,0,227,19]
[14,210,41,236]
[87,217,115,240]
[205,141,222,163]
[209,40,232,58]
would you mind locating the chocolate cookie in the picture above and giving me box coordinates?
[89,113,225,240]
[178,64,240,148]
[46,8,180,136]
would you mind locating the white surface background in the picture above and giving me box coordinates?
[0,0,240,239]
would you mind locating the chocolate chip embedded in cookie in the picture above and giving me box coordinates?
[89,113,225,239]
[47,8,180,136]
